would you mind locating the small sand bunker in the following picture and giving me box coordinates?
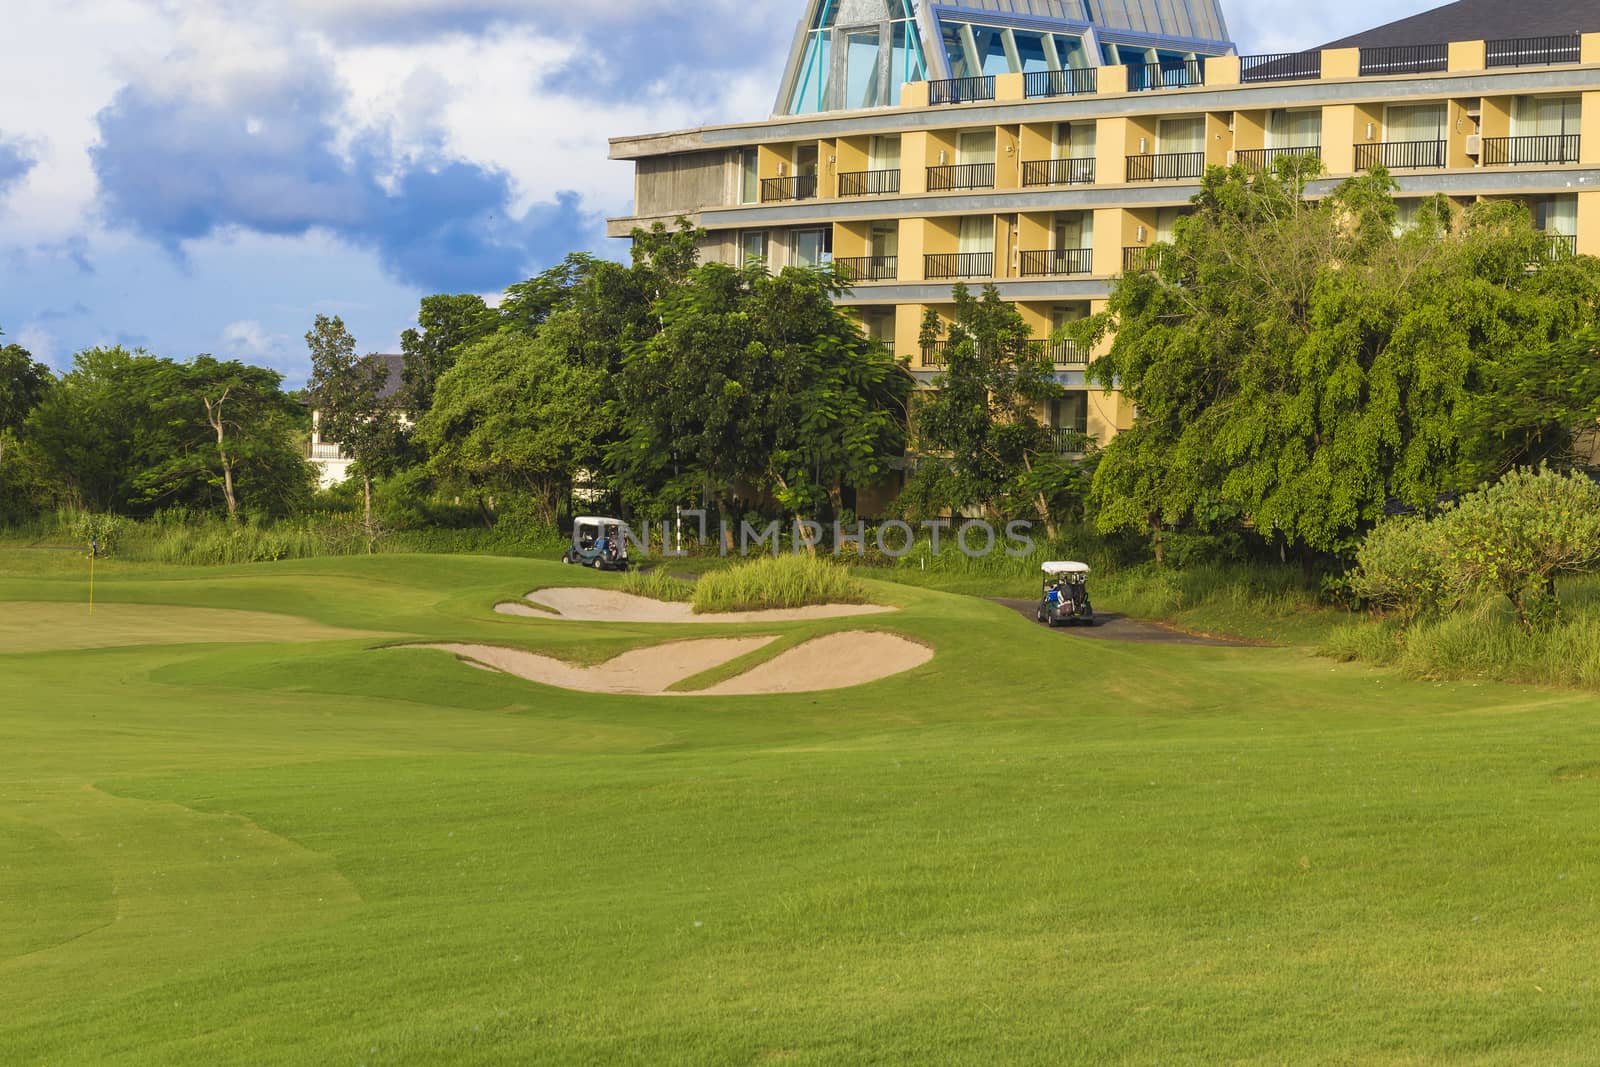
[412,631,931,696]
[495,587,895,624]
[699,632,933,695]
[417,638,775,695]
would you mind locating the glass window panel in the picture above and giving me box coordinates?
[1158,117,1205,153]
[959,216,990,254]
[846,29,881,109]
[959,130,996,164]
[869,135,901,171]
[740,150,759,204]
[1541,195,1578,235]
[1386,104,1445,142]
[789,32,831,115]
[1014,31,1050,73]
[870,222,899,257]
[742,231,768,266]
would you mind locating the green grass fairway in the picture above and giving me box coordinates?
[3,552,1599,1064]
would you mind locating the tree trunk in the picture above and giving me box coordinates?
[220,454,238,521]
[362,474,376,554]
[475,494,494,529]
[1149,513,1165,566]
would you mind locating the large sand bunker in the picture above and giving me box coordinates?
[494,587,895,624]
[414,631,930,696]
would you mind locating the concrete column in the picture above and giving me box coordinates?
[1583,92,1600,166]
[995,73,1025,102]
[996,125,1021,190]
[1322,48,1359,80]
[899,217,928,282]
[894,303,928,366]
[1096,118,1129,188]
[1205,112,1232,167]
[1578,192,1600,257]
[1091,208,1123,276]
[1583,34,1600,65]
[1207,55,1240,87]
[901,131,931,196]
[1448,40,1485,73]
[1097,64,1129,95]
[901,82,930,109]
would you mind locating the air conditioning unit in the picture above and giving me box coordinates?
[1465,134,1482,156]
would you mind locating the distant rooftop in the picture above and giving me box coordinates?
[1322,0,1600,50]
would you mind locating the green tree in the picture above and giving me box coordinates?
[0,330,52,508]
[415,332,611,529]
[903,283,1070,530]
[399,294,500,413]
[1085,164,1600,562]
[304,315,404,547]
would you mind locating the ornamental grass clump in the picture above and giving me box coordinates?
[691,554,868,614]
[620,568,695,603]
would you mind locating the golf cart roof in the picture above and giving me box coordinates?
[574,516,627,527]
[1042,561,1091,575]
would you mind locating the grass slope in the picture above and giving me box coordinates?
[1,553,1599,1064]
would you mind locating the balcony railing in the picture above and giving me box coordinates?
[921,339,955,368]
[1359,44,1448,76]
[1046,425,1090,452]
[1541,233,1578,260]
[1123,245,1154,272]
[1024,67,1097,98]
[1018,248,1093,277]
[307,442,347,461]
[1238,51,1322,83]
[926,162,996,192]
[1021,157,1095,187]
[1128,58,1205,92]
[1235,145,1322,170]
[1481,134,1581,166]
[925,252,994,280]
[1028,339,1091,368]
[833,255,898,282]
[1355,140,1446,170]
[1487,35,1581,68]
[760,175,817,203]
[837,168,901,197]
[1126,151,1206,182]
[929,76,995,105]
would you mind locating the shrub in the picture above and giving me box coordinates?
[692,554,868,613]
[1444,467,1600,629]
[70,511,122,557]
[1348,514,1464,622]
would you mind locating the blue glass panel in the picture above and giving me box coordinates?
[789,32,830,114]
[1014,31,1049,73]
[846,29,881,108]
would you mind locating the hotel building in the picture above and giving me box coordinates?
[608,0,1600,445]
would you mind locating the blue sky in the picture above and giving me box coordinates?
[0,0,1439,384]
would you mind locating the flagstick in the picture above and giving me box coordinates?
[89,537,96,616]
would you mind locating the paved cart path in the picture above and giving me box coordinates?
[989,598,1259,648]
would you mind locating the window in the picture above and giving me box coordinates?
[793,228,832,268]
[1056,122,1096,160]
[869,222,899,258]
[740,149,759,205]
[869,135,901,172]
[1537,195,1578,236]
[958,130,996,165]
[741,231,769,267]
[1267,110,1321,148]
[1158,116,1205,154]
[1049,393,1089,434]
[1385,103,1445,143]
[1513,96,1580,137]
[959,216,991,255]
[1054,212,1092,250]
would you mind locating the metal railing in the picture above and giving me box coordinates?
[1359,44,1448,76]
[833,255,898,282]
[1541,233,1578,259]
[926,162,995,191]
[1126,151,1206,182]
[1235,145,1322,170]
[929,76,995,105]
[760,174,818,203]
[1046,424,1090,452]
[1128,58,1204,92]
[1021,157,1095,186]
[1029,339,1091,368]
[1239,51,1322,83]
[306,442,347,461]
[925,252,994,280]
[1018,248,1093,277]
[1123,245,1154,272]
[921,340,956,368]
[837,168,901,197]
[1024,67,1097,98]
[1481,134,1581,166]
[1355,140,1446,170]
[1487,35,1581,68]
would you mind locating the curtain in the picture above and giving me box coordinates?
[1267,110,1321,148]
[1158,117,1205,153]
[1386,104,1444,143]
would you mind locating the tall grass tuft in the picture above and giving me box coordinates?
[692,554,869,614]
[620,568,695,603]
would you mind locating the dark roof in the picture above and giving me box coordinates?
[1321,0,1600,49]
[369,353,405,400]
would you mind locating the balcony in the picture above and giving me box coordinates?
[837,169,900,197]
[1024,68,1097,99]
[834,255,898,282]
[1128,59,1204,92]
[1235,145,1322,170]
[1126,152,1206,182]
[921,339,956,368]
[1046,424,1090,452]
[307,442,347,461]
[926,162,995,192]
[1029,339,1091,368]
[1359,44,1448,76]
[1355,140,1446,170]
[929,76,995,105]
[1123,246,1154,272]
[1021,158,1095,187]
[1487,35,1581,68]
[760,175,817,203]
[1482,134,1581,166]
[1541,233,1578,259]
[925,252,994,280]
[1238,51,1322,84]
[1018,248,1093,277]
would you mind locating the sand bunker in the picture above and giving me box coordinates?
[494,587,895,624]
[414,631,930,696]
[417,638,775,695]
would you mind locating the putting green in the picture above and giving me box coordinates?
[0,601,384,653]
[1,552,1599,1064]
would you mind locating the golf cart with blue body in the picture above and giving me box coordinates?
[1037,561,1094,627]
[563,516,631,571]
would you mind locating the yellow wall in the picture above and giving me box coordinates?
[996,125,1021,189]
[1479,96,1511,140]
[1448,40,1485,73]
[1322,48,1359,80]
[1580,192,1600,257]
[1584,92,1600,166]
[1208,55,1240,87]
[817,138,837,199]
[898,218,929,281]
[833,220,870,258]
[1233,110,1266,152]
[901,131,931,195]
[1018,122,1054,167]
[1204,112,1231,167]
[1446,100,1475,169]
[893,304,927,365]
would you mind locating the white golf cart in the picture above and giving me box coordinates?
[1037,561,1094,627]
[563,516,631,571]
